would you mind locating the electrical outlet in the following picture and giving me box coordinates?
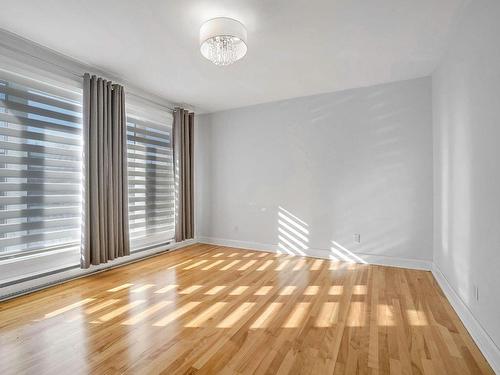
[474,285,479,302]
[354,234,361,243]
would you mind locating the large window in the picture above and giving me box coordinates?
[126,102,174,250]
[0,61,175,286]
[0,69,83,259]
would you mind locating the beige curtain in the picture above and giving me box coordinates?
[173,108,194,242]
[81,74,130,268]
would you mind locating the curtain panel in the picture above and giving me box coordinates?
[81,74,130,268]
[173,108,194,242]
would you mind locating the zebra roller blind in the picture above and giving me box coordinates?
[0,69,83,257]
[126,104,174,250]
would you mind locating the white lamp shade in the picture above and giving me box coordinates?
[200,18,247,65]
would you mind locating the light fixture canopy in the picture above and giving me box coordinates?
[200,17,247,66]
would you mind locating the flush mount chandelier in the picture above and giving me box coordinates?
[200,17,247,66]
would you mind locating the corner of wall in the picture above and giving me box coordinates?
[431,263,500,373]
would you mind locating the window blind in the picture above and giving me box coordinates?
[0,69,83,257]
[127,107,174,250]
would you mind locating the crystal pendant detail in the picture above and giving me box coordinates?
[200,18,247,66]
[205,36,241,66]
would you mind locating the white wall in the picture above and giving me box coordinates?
[433,0,500,355]
[196,77,433,265]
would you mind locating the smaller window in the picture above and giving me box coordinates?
[126,101,174,250]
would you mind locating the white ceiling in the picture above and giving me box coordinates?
[0,0,465,113]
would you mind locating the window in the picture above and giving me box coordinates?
[126,102,174,250]
[0,69,83,259]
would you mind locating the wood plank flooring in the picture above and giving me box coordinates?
[0,243,494,374]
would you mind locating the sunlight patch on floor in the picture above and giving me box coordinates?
[283,302,310,328]
[107,283,133,292]
[250,302,282,329]
[44,298,95,319]
[153,302,201,327]
[217,302,256,328]
[184,302,227,327]
[122,301,171,325]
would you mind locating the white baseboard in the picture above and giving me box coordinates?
[431,264,500,374]
[197,236,432,271]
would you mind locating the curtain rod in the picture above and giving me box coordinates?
[0,41,176,112]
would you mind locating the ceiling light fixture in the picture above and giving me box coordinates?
[200,17,247,66]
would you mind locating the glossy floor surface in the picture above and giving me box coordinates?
[0,244,494,374]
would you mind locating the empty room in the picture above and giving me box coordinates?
[0,0,499,374]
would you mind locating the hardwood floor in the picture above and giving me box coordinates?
[0,244,494,374]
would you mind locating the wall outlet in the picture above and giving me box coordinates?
[474,285,479,302]
[354,233,361,243]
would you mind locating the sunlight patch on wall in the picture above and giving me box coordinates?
[277,206,309,256]
[331,240,367,264]
[278,235,306,255]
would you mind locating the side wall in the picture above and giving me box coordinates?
[195,77,433,267]
[432,0,500,366]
